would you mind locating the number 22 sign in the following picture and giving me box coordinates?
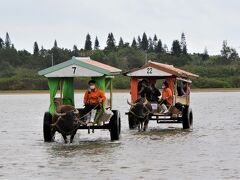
[147,67,152,74]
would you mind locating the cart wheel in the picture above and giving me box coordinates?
[43,112,54,142]
[128,113,137,130]
[182,107,193,129]
[110,110,121,141]
[119,114,121,135]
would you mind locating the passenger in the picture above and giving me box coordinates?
[137,79,152,101]
[183,82,190,96]
[150,83,161,102]
[177,81,185,96]
[82,80,106,121]
[160,81,173,113]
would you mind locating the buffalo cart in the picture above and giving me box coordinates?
[125,60,198,130]
[38,57,122,142]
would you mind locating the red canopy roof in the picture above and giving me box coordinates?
[128,61,199,79]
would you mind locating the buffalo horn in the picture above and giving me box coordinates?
[143,98,148,106]
[127,99,136,106]
[73,109,79,114]
[54,111,67,116]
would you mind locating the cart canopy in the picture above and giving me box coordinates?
[126,60,199,79]
[38,57,122,115]
[125,60,198,102]
[38,56,121,77]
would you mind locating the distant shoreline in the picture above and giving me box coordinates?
[0,88,240,94]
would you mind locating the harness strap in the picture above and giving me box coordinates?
[129,102,151,119]
[51,104,99,135]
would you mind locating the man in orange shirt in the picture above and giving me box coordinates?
[160,81,173,113]
[82,80,106,120]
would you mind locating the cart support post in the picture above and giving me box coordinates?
[110,78,113,110]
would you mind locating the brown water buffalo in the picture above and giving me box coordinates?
[127,97,152,132]
[51,100,82,143]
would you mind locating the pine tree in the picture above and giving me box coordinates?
[171,40,181,56]
[153,34,158,41]
[73,45,78,56]
[33,41,39,55]
[137,35,142,49]
[118,37,124,48]
[39,46,46,56]
[106,33,111,50]
[153,34,158,48]
[221,41,239,60]
[94,36,100,50]
[180,32,187,55]
[5,32,11,48]
[110,32,116,49]
[141,32,148,51]
[106,32,116,50]
[148,38,154,52]
[73,45,78,51]
[0,37,3,49]
[54,40,58,48]
[155,39,163,53]
[202,47,209,60]
[229,48,239,60]
[84,33,92,50]
[221,40,230,59]
[131,37,137,48]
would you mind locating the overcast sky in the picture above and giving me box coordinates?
[1,0,239,55]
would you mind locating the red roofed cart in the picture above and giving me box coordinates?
[125,60,199,130]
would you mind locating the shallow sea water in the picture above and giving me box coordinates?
[0,92,240,179]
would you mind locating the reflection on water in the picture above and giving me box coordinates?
[129,127,189,141]
[49,140,120,158]
[0,92,240,179]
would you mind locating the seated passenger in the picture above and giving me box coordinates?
[177,81,185,96]
[82,80,106,121]
[150,83,161,102]
[160,81,173,113]
[183,82,190,96]
[137,79,152,101]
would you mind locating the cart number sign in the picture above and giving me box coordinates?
[147,67,152,74]
[72,67,77,74]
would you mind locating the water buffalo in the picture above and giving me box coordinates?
[51,100,83,143]
[127,97,152,131]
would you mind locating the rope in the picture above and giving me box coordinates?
[129,102,151,119]
[55,122,81,136]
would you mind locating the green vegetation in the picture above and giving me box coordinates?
[0,32,239,90]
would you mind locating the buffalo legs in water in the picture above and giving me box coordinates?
[51,128,77,144]
[70,130,77,143]
[138,119,149,132]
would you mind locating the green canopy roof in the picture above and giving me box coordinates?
[38,56,122,77]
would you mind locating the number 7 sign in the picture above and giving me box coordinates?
[72,67,77,74]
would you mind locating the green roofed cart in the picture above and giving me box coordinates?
[38,56,122,142]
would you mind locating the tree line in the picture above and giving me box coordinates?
[0,32,240,90]
[33,32,189,56]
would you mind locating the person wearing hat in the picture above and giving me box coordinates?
[82,80,106,120]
